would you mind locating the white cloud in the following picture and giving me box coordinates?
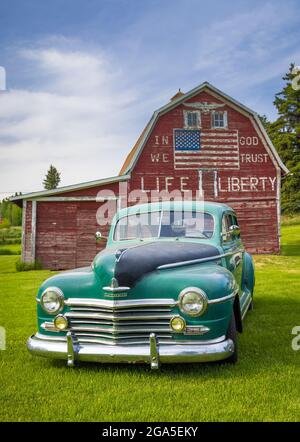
[193,3,300,92]
[0,45,145,197]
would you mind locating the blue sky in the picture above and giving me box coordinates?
[0,0,299,196]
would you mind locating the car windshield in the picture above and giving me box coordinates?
[113,210,214,241]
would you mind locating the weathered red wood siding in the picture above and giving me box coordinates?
[33,182,120,270]
[23,201,33,262]
[35,201,110,270]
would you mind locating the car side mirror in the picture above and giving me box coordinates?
[95,231,108,243]
[229,225,240,238]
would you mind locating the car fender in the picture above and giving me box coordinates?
[242,252,255,295]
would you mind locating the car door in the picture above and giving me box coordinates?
[221,212,244,297]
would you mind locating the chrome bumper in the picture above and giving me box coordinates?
[27,333,234,369]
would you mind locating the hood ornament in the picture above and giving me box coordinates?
[102,277,131,297]
[110,277,119,289]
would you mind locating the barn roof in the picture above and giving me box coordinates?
[119,81,289,176]
[10,174,130,204]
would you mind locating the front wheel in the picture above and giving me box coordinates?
[225,313,238,364]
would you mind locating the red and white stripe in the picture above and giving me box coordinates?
[174,129,239,170]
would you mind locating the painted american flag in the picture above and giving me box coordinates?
[174,129,240,170]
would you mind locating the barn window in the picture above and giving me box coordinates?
[212,111,228,128]
[184,110,201,128]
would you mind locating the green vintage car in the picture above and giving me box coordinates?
[27,201,255,369]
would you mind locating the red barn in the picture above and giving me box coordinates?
[12,82,288,270]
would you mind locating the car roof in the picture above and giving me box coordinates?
[116,201,234,219]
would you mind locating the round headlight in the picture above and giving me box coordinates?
[179,287,208,317]
[170,316,186,333]
[54,314,68,331]
[40,287,64,314]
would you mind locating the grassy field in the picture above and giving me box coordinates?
[0,226,21,255]
[0,224,299,422]
[0,244,21,254]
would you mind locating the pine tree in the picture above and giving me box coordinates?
[268,64,300,214]
[258,114,271,130]
[43,165,61,190]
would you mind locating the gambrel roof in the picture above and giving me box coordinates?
[119,81,289,175]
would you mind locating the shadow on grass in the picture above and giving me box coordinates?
[47,358,236,379]
[281,244,300,256]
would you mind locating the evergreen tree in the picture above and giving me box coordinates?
[258,114,271,131]
[268,64,300,214]
[43,165,61,190]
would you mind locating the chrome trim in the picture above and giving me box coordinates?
[65,311,173,321]
[35,332,66,341]
[70,325,171,334]
[157,249,244,270]
[70,319,171,326]
[69,306,172,313]
[178,287,208,317]
[184,325,210,335]
[27,333,234,368]
[73,336,172,346]
[208,292,237,305]
[102,286,131,292]
[103,277,131,292]
[42,321,171,334]
[67,332,76,367]
[43,298,177,345]
[41,321,60,332]
[241,293,252,320]
[64,298,177,309]
[40,287,64,315]
[149,333,159,369]
[157,253,224,270]
[34,332,226,345]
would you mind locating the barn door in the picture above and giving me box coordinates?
[36,200,117,270]
[36,202,77,270]
[75,201,114,268]
[54,204,77,270]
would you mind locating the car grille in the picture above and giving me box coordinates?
[64,298,177,345]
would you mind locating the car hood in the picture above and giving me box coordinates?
[94,241,220,288]
[39,241,233,304]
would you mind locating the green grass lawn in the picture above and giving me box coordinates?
[0,225,299,422]
[0,226,21,255]
[0,243,21,254]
